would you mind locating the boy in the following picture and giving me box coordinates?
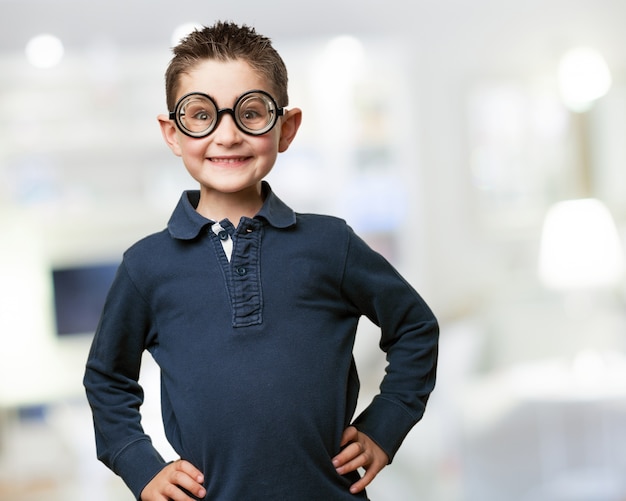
[84,21,438,501]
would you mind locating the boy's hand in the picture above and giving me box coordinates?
[140,459,206,500]
[332,426,389,494]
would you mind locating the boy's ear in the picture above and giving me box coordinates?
[278,108,302,153]
[157,114,183,157]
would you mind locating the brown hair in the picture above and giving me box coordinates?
[164,21,289,110]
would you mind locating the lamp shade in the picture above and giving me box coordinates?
[538,198,624,290]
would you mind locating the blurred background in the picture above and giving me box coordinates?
[2,0,626,499]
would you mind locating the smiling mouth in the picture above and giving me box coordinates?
[209,156,250,163]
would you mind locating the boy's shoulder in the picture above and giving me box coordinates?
[286,213,361,256]
[122,227,172,261]
[294,212,350,231]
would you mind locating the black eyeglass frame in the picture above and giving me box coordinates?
[168,89,285,138]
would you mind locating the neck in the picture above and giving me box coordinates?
[195,185,264,224]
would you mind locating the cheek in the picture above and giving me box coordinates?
[259,140,279,157]
[258,142,280,167]
[258,132,281,156]
[180,138,208,161]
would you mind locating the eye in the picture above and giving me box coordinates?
[239,100,270,124]
[181,96,216,123]
[192,110,210,121]
[242,109,262,120]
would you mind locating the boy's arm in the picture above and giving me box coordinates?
[342,228,439,462]
[83,260,167,498]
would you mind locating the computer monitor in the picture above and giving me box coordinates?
[51,262,119,337]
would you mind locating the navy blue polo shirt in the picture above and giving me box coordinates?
[84,182,438,500]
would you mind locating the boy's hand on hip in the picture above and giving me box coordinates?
[140,459,206,501]
[332,426,389,494]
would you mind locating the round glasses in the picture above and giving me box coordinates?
[169,90,285,138]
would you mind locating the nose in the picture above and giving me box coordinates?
[212,109,242,145]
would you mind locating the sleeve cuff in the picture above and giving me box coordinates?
[110,438,168,499]
[352,395,424,463]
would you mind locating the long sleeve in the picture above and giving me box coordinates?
[341,228,439,461]
[83,260,166,499]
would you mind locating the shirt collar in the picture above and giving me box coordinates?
[168,181,296,240]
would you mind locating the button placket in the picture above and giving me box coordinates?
[229,219,263,327]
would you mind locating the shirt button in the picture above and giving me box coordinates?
[236,266,247,276]
[218,230,229,241]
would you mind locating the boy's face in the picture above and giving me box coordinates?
[159,59,301,200]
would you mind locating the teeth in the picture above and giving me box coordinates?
[210,157,246,163]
